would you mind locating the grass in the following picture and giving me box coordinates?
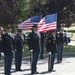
[22,45,75,57]
[64,45,75,53]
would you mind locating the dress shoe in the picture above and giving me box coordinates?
[48,69,52,72]
[48,69,56,72]
[34,71,39,74]
[16,69,23,71]
[31,71,39,74]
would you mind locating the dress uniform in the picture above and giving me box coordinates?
[27,25,40,74]
[14,29,25,71]
[56,28,67,63]
[1,25,14,75]
[46,30,57,72]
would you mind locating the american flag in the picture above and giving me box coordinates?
[38,13,57,32]
[18,15,42,30]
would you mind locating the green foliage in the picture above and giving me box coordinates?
[64,45,75,53]
[0,0,75,29]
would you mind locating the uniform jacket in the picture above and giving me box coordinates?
[56,32,67,44]
[15,34,24,52]
[27,31,40,52]
[46,34,57,53]
[1,33,14,54]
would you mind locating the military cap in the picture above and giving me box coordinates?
[32,24,37,28]
[17,28,22,32]
[6,25,11,28]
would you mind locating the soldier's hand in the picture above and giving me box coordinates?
[48,52,51,54]
[22,48,24,52]
[30,49,33,52]
[1,52,4,56]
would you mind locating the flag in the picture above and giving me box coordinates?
[18,15,42,30]
[38,13,57,32]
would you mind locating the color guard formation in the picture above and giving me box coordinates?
[0,24,68,75]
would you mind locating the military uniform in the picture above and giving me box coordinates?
[56,32,67,63]
[27,31,40,74]
[14,31,25,71]
[46,33,57,71]
[1,32,14,75]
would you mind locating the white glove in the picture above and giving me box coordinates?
[22,48,24,52]
[1,52,4,56]
[49,52,51,54]
[30,49,33,52]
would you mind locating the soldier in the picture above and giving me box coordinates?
[14,29,25,71]
[27,25,40,74]
[56,27,67,63]
[45,30,57,72]
[1,25,14,75]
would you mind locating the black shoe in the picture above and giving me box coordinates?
[34,71,39,74]
[16,69,23,71]
[48,69,56,72]
[31,71,39,74]
[48,69,52,72]
[52,70,56,72]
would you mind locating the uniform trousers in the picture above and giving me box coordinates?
[57,43,64,63]
[49,53,55,70]
[4,52,13,75]
[31,52,39,73]
[15,51,22,70]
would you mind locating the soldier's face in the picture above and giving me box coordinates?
[52,32,56,36]
[18,32,22,35]
[60,30,64,33]
[6,28,12,32]
[33,28,37,32]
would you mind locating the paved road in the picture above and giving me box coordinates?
[0,56,75,75]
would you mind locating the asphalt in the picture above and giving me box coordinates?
[0,41,75,75]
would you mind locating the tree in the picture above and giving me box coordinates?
[29,0,75,30]
[0,0,75,30]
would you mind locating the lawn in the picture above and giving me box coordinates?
[64,45,75,53]
[22,44,75,57]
